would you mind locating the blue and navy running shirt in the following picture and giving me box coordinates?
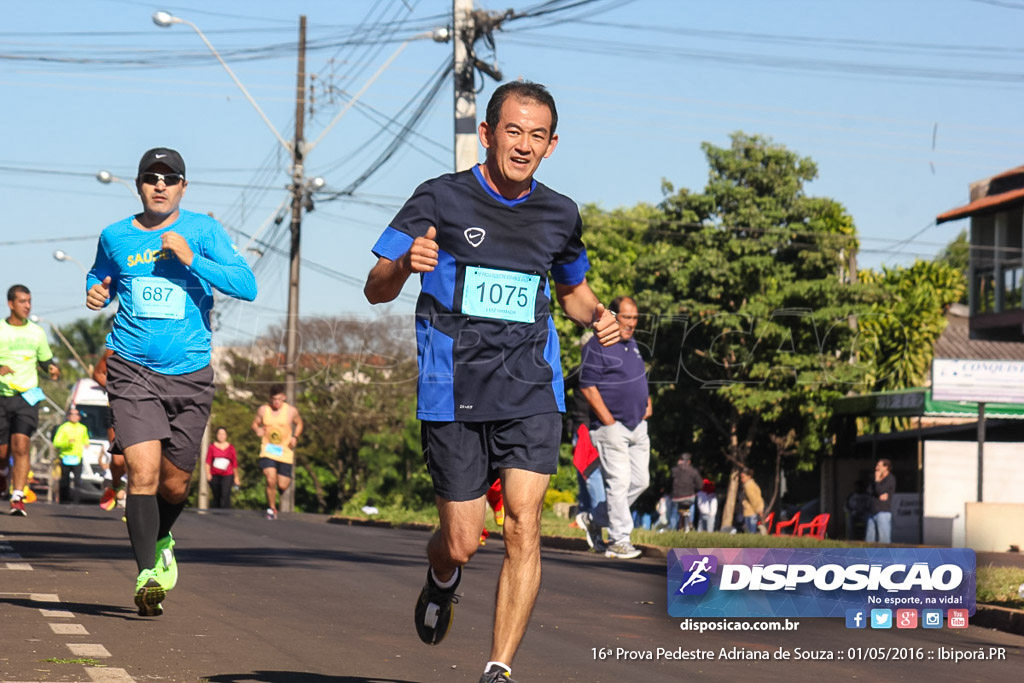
[373,166,590,422]
[87,209,257,375]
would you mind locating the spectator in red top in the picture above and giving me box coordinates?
[205,427,240,509]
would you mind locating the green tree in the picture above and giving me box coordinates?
[216,314,424,513]
[551,202,656,372]
[856,259,966,431]
[630,132,870,525]
[936,228,969,304]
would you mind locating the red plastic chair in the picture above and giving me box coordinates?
[796,513,830,539]
[773,511,801,536]
[760,511,775,534]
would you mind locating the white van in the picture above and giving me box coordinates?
[63,379,113,501]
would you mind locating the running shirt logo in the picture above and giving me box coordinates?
[677,554,717,596]
[464,227,486,247]
[127,248,172,267]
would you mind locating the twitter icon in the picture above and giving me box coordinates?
[871,609,892,629]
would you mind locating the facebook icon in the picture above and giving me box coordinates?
[845,609,867,629]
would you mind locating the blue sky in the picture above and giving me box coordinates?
[2,0,1023,344]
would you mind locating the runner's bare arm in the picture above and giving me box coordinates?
[554,279,619,346]
[251,406,265,438]
[290,408,304,448]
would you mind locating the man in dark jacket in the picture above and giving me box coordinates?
[866,459,896,543]
[670,453,702,531]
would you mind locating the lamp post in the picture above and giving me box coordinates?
[53,250,88,276]
[151,9,421,513]
[95,170,140,199]
[153,9,308,513]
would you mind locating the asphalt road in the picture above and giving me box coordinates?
[1,503,1022,682]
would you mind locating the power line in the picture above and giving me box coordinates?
[0,235,98,246]
[321,55,452,202]
[498,33,1024,88]
[566,18,1024,60]
[231,225,418,306]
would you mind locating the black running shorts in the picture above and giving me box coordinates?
[259,457,293,479]
[421,413,561,502]
[106,354,214,474]
[0,394,39,442]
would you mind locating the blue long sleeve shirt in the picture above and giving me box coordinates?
[86,209,257,375]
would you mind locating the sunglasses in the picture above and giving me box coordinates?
[140,172,184,186]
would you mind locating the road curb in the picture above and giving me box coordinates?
[972,604,1024,636]
[327,515,435,532]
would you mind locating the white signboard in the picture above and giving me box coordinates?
[931,358,1024,404]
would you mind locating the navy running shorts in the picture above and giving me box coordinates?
[259,457,293,479]
[421,413,561,502]
[0,394,39,442]
[106,354,214,474]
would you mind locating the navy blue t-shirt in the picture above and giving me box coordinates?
[372,166,589,422]
[579,335,649,430]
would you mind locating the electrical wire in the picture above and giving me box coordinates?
[320,55,452,202]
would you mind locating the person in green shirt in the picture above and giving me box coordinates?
[0,284,60,516]
[54,407,90,504]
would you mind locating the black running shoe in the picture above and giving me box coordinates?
[414,567,460,645]
[479,664,516,682]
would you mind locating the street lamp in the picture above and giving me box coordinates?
[153,9,306,513]
[153,10,292,154]
[53,250,88,276]
[96,169,140,199]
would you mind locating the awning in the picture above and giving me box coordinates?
[833,388,1024,419]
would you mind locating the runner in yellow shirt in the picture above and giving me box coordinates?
[53,407,90,503]
[251,384,302,519]
[0,284,60,516]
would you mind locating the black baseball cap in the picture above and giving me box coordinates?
[137,147,186,178]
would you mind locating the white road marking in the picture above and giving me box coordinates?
[50,623,88,635]
[67,643,111,658]
[29,593,59,602]
[39,609,75,618]
[4,563,32,570]
[85,667,135,682]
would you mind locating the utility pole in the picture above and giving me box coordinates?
[452,1,507,172]
[453,0,477,172]
[281,15,306,514]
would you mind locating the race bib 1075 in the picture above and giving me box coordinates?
[462,266,539,324]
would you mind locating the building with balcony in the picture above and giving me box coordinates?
[937,165,1024,340]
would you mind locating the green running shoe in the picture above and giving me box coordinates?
[154,533,177,590]
[134,569,165,617]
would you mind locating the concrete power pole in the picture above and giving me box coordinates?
[452,1,508,172]
[281,15,307,514]
[453,0,477,172]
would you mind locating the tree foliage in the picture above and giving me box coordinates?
[214,314,427,513]
[855,259,966,433]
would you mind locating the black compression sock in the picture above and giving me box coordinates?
[156,493,186,540]
[125,494,159,573]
